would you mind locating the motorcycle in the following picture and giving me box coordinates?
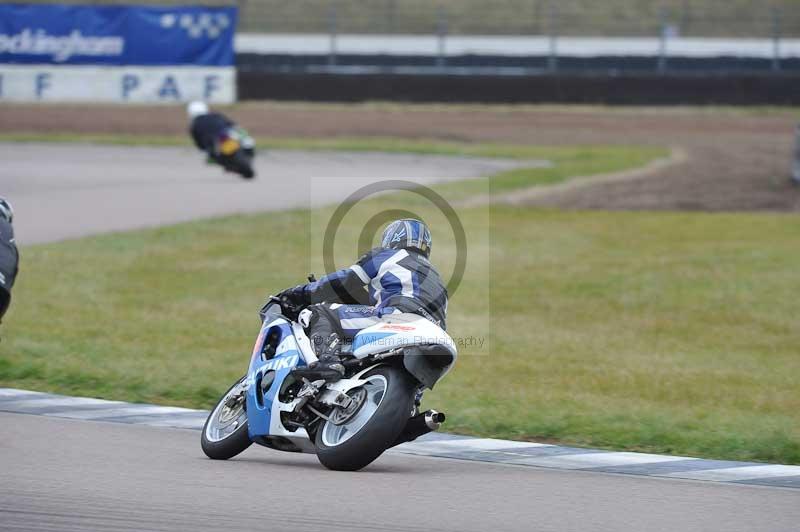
[201,295,457,471]
[212,127,256,179]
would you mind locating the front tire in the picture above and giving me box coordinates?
[201,377,252,460]
[315,365,414,471]
[228,152,255,179]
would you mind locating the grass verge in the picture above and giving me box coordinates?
[1,140,796,464]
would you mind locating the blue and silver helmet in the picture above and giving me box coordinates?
[381,219,432,258]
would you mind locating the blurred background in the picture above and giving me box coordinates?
[8,0,800,103]
[237,0,800,37]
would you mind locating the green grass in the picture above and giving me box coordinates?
[449,209,800,464]
[0,133,189,147]
[0,131,651,161]
[1,140,797,464]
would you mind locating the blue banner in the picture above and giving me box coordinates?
[0,4,236,66]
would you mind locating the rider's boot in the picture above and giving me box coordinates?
[309,333,345,379]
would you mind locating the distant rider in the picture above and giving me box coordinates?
[187,101,235,162]
[277,219,448,379]
[0,198,19,330]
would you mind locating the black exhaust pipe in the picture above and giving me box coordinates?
[388,410,446,448]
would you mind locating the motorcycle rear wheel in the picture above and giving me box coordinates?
[315,365,414,471]
[201,376,252,460]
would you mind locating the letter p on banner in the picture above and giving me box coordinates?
[122,74,139,99]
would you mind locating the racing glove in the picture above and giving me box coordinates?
[277,284,310,321]
[279,284,309,306]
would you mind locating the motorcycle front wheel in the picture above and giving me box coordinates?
[201,376,252,460]
[315,365,414,471]
[227,151,255,179]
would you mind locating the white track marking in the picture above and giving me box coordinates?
[396,437,552,454]
[0,397,126,409]
[507,452,695,470]
[44,405,201,420]
[663,465,800,481]
[0,389,47,398]
[138,417,207,429]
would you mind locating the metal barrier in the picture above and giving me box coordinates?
[234,0,798,73]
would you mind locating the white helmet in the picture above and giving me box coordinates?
[187,101,209,118]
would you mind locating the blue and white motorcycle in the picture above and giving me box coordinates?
[201,296,457,471]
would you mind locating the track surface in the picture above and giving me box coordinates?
[2,142,521,245]
[3,413,798,532]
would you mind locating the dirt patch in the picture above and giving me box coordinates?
[458,147,688,208]
[2,103,798,211]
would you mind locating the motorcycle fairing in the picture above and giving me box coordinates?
[351,313,458,389]
[245,316,316,452]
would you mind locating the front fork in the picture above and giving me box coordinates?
[225,378,249,409]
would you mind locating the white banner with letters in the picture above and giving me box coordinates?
[0,5,237,103]
[0,65,235,103]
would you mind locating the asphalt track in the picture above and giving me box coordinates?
[2,143,798,531]
[2,142,524,245]
[3,413,799,532]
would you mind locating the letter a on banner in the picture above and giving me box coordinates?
[158,75,181,99]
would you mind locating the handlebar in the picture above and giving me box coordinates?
[269,295,302,321]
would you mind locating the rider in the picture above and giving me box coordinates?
[278,219,447,378]
[0,198,19,330]
[186,101,243,164]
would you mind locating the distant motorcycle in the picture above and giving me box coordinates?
[201,295,457,471]
[212,127,255,179]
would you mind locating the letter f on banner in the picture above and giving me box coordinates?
[204,75,219,99]
[36,73,51,99]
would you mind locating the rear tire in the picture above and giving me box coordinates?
[201,377,252,460]
[315,365,414,471]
